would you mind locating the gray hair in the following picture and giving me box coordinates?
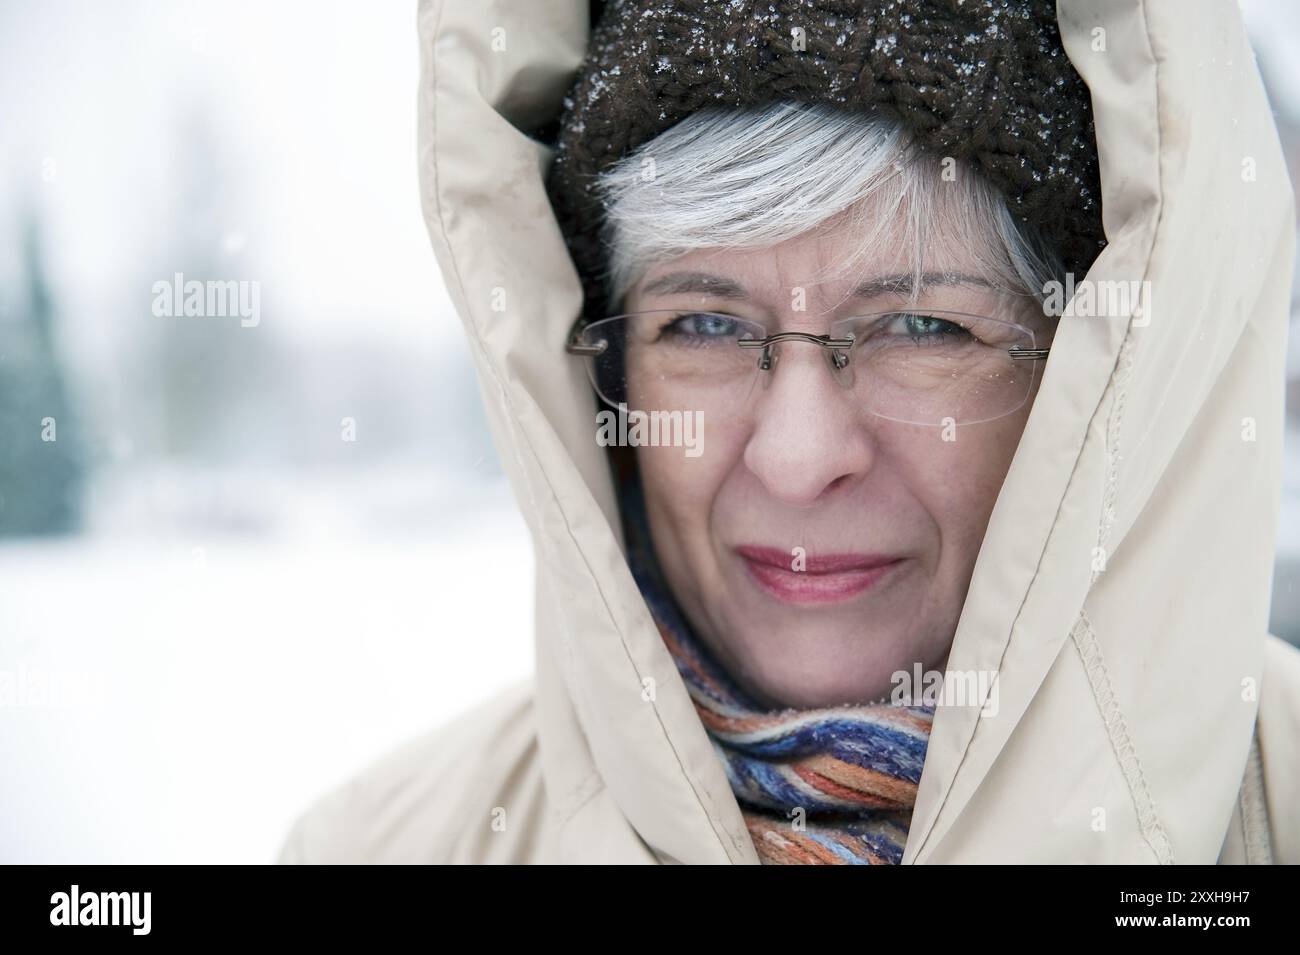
[594,100,1065,314]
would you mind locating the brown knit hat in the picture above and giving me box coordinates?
[545,0,1106,324]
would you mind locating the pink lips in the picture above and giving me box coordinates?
[735,544,905,605]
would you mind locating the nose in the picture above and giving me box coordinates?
[741,342,878,508]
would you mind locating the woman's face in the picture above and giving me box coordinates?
[623,220,1054,709]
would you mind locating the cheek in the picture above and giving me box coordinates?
[637,421,747,563]
[889,419,1026,557]
[637,442,726,536]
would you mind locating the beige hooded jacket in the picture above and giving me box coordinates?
[278,0,1300,864]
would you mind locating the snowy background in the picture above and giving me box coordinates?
[0,0,1296,863]
[0,1,533,864]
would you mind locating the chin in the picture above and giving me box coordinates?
[724,629,915,710]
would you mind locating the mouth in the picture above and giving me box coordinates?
[734,544,906,605]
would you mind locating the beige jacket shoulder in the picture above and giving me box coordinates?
[277,680,550,864]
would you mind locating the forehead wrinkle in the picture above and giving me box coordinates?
[638,270,750,301]
[851,271,1000,300]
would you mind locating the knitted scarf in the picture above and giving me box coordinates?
[615,459,934,865]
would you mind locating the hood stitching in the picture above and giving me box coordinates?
[1081,335,1173,863]
[1073,607,1175,862]
[1066,0,1173,865]
[1070,289,1174,864]
[1239,727,1274,864]
[1091,336,1136,588]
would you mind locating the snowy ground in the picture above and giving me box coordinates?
[0,477,533,864]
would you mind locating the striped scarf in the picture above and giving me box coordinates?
[617,463,934,865]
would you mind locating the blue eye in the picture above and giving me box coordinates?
[683,313,737,336]
[896,312,972,343]
[662,312,741,343]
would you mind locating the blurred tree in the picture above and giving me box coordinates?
[143,105,274,463]
[0,213,85,535]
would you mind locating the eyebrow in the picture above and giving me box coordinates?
[637,270,999,302]
[851,271,1000,299]
[638,271,750,300]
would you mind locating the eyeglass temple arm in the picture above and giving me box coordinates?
[566,338,607,356]
[1007,345,1050,360]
